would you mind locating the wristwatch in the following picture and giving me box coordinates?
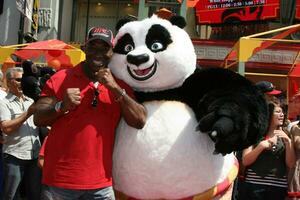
[54,101,64,113]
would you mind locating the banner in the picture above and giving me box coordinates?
[187,0,200,7]
[288,63,300,120]
[16,0,33,20]
[16,0,25,14]
[195,0,280,24]
[296,0,300,20]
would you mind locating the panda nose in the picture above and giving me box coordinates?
[127,54,149,66]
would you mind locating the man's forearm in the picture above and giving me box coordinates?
[34,103,65,127]
[1,112,31,134]
[119,95,147,129]
[33,97,65,127]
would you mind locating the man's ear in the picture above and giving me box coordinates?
[107,48,113,58]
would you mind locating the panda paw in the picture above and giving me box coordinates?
[196,101,249,155]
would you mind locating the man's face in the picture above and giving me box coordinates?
[84,40,113,73]
[7,71,23,96]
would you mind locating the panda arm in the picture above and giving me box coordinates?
[180,68,269,155]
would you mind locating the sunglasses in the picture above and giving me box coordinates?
[10,78,22,82]
[91,89,99,107]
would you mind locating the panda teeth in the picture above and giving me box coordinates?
[134,67,152,76]
[127,60,158,81]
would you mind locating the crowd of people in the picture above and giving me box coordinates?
[0,26,298,200]
[232,81,300,200]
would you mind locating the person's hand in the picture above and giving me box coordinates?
[95,68,119,90]
[62,88,81,111]
[259,139,273,150]
[275,129,291,146]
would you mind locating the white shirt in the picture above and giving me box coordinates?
[0,93,40,160]
[0,89,6,99]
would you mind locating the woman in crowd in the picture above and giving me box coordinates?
[239,101,295,200]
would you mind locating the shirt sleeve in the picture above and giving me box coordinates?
[40,77,56,97]
[39,135,48,157]
[0,100,11,121]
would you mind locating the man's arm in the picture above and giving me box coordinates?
[111,86,146,129]
[33,96,60,127]
[34,88,81,127]
[0,103,35,135]
[97,68,147,129]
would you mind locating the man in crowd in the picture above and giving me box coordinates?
[0,67,41,200]
[255,81,282,101]
[34,27,147,200]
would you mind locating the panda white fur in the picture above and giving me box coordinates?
[109,15,268,199]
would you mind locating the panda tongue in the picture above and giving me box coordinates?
[134,67,151,76]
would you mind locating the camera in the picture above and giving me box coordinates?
[21,60,56,102]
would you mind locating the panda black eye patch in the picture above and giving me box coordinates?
[113,33,135,54]
[146,24,172,52]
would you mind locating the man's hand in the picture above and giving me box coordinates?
[62,88,81,111]
[96,68,119,90]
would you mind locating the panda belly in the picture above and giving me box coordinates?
[113,101,235,199]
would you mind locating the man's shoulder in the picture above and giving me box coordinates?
[50,65,81,81]
[0,90,7,100]
[0,94,13,108]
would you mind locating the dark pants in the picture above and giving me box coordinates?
[3,154,41,200]
[239,182,287,200]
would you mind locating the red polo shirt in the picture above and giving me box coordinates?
[40,64,133,189]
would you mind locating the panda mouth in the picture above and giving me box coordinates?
[127,61,157,81]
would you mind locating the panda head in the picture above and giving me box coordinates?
[109,15,196,92]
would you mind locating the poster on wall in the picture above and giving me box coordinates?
[195,0,280,24]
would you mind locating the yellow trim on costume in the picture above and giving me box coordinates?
[193,159,239,200]
[115,158,239,200]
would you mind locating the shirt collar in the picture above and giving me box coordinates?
[6,93,32,102]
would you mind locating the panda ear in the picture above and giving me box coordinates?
[115,16,137,32]
[169,16,186,29]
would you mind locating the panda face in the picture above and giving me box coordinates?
[109,16,196,92]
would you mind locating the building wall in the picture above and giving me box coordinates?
[0,0,21,45]
[59,0,73,42]
[73,1,138,43]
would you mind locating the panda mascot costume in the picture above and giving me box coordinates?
[109,15,268,200]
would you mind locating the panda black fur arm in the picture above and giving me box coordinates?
[179,67,269,154]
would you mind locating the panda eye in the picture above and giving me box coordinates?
[124,44,134,52]
[151,42,163,51]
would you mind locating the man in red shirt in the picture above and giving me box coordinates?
[34,27,146,200]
